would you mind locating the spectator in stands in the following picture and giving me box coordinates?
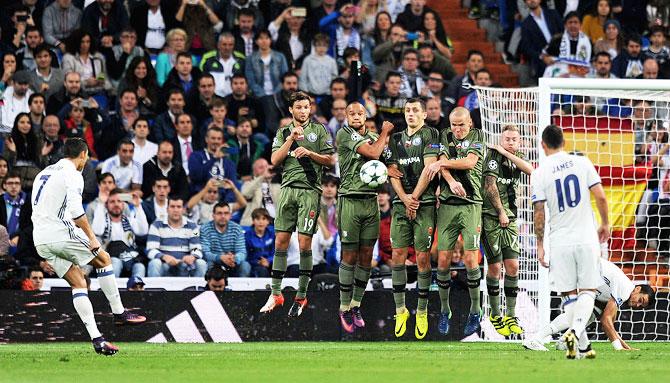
[0,71,32,133]
[240,158,280,226]
[27,268,44,290]
[445,50,484,115]
[426,97,447,131]
[39,115,65,166]
[327,99,348,141]
[62,29,113,109]
[127,276,145,291]
[142,176,171,224]
[155,28,189,86]
[42,0,82,52]
[418,44,456,82]
[147,197,206,277]
[370,71,407,130]
[375,187,392,274]
[264,72,298,136]
[200,32,244,98]
[639,58,660,80]
[186,74,219,132]
[462,69,492,111]
[102,28,146,88]
[582,0,610,44]
[188,127,237,198]
[132,118,158,166]
[130,0,180,54]
[589,51,617,78]
[27,93,45,132]
[311,215,337,275]
[86,173,118,222]
[223,74,262,131]
[0,53,17,95]
[319,4,362,64]
[220,0,264,33]
[397,0,434,33]
[188,177,247,225]
[0,173,31,256]
[557,12,592,64]
[101,139,142,191]
[518,0,563,79]
[320,175,338,236]
[163,52,202,101]
[269,6,311,71]
[299,34,338,98]
[142,141,190,201]
[82,0,129,43]
[26,44,63,102]
[201,98,236,139]
[200,202,250,277]
[645,25,670,79]
[95,90,139,160]
[611,0,648,37]
[151,88,187,144]
[307,0,338,36]
[229,8,258,58]
[204,265,227,291]
[424,71,449,107]
[45,72,83,116]
[92,188,148,278]
[226,118,265,180]
[594,19,623,60]
[5,113,43,190]
[397,49,424,98]
[173,113,203,175]
[244,207,274,277]
[421,9,453,60]
[60,102,99,160]
[175,0,223,56]
[15,27,54,72]
[612,34,645,78]
[369,10,393,51]
[318,77,348,121]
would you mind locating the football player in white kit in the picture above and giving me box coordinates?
[531,125,610,359]
[523,259,655,352]
[31,138,146,355]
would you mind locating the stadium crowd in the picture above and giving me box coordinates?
[0,0,668,290]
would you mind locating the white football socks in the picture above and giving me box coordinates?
[72,288,102,339]
[97,265,124,315]
[572,290,596,347]
[535,312,571,341]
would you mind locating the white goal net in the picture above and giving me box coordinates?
[475,78,670,341]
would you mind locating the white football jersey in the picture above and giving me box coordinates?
[596,260,635,307]
[531,151,601,246]
[31,159,88,246]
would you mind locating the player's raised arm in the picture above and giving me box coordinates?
[271,127,299,166]
[356,120,394,159]
[488,143,534,175]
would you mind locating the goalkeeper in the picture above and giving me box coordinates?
[523,259,656,355]
[481,125,533,337]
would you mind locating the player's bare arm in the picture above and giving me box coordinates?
[488,143,534,175]
[533,201,547,267]
[356,121,394,159]
[271,130,298,165]
[293,148,335,167]
[425,152,479,179]
[485,175,509,227]
[601,299,638,351]
[590,183,611,243]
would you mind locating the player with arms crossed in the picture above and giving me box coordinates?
[387,97,440,339]
[336,102,394,332]
[482,125,533,336]
[531,125,610,359]
[31,138,146,356]
[419,106,486,336]
[523,259,655,353]
[260,91,335,317]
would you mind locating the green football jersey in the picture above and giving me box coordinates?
[387,125,440,204]
[272,121,335,192]
[336,126,380,196]
[439,128,485,205]
[482,149,523,218]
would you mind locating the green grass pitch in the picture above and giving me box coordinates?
[1,342,669,383]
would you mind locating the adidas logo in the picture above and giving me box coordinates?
[147,291,242,343]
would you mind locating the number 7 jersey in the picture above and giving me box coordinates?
[530,151,601,246]
[31,159,88,246]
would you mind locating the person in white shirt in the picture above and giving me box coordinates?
[0,72,33,133]
[531,124,610,359]
[30,138,145,355]
[131,117,158,166]
[100,138,143,190]
[523,259,655,352]
[91,188,149,278]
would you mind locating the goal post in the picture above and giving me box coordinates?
[475,78,670,341]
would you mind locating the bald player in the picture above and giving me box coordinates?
[335,102,394,333]
[417,107,486,337]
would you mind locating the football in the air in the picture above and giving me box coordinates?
[359,160,388,188]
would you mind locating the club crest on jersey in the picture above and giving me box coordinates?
[462,140,470,148]
[351,132,362,141]
[309,210,316,219]
[488,160,498,170]
[412,137,422,146]
[307,133,318,142]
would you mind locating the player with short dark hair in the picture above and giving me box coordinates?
[481,125,534,336]
[335,102,394,333]
[260,91,335,317]
[387,97,440,339]
[418,106,486,337]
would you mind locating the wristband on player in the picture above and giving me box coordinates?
[612,339,624,350]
